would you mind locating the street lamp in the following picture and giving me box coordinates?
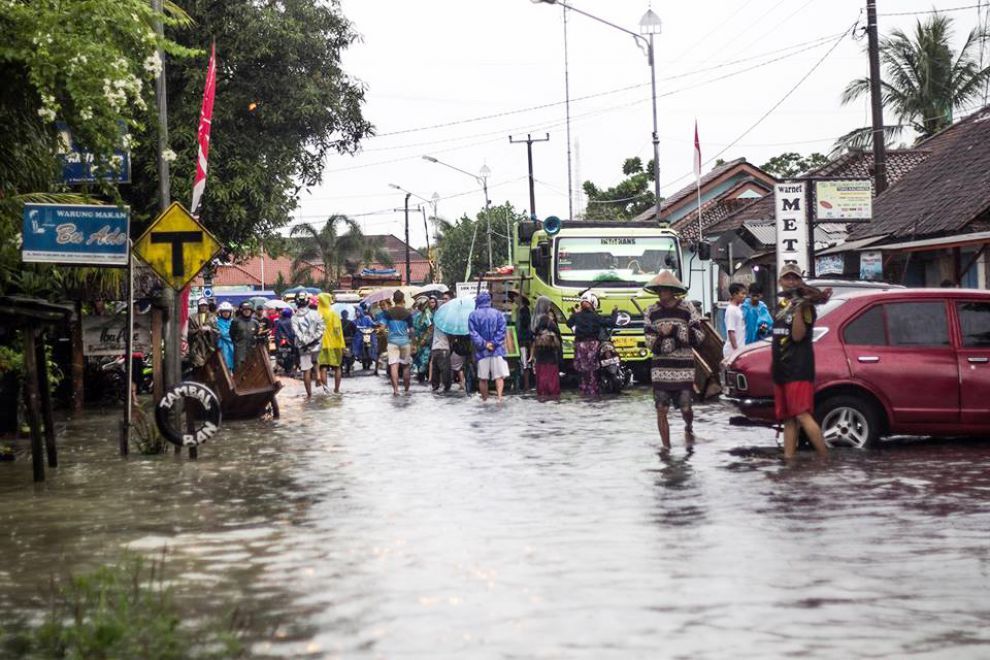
[531,1,664,227]
[390,183,441,283]
[422,155,494,279]
[388,183,413,284]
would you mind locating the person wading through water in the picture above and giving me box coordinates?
[644,271,705,449]
[381,290,414,395]
[773,264,830,459]
[292,293,325,399]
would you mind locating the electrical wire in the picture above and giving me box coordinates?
[659,22,856,195]
[878,3,984,17]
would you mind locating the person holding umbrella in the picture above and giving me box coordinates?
[643,271,705,449]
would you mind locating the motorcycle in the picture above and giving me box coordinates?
[276,338,298,375]
[356,327,377,370]
[597,311,633,394]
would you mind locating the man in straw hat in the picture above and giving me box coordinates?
[643,270,705,448]
[772,263,828,458]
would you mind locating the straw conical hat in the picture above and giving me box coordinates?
[644,269,687,295]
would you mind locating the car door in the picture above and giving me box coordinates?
[842,300,960,425]
[954,299,990,426]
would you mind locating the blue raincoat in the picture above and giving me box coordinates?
[468,292,507,360]
[352,308,379,359]
[741,298,774,344]
[215,315,235,370]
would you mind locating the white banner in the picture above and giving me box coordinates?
[455,281,487,298]
[775,182,809,278]
[815,180,872,221]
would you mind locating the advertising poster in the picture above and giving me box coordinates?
[22,204,129,266]
[860,250,884,281]
[815,180,872,221]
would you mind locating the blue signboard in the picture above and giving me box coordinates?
[22,204,130,266]
[56,122,131,185]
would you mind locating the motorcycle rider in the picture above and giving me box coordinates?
[291,292,325,399]
[565,292,617,397]
[341,310,356,375]
[274,307,297,375]
[353,306,379,375]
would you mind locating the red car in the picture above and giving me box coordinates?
[724,289,990,448]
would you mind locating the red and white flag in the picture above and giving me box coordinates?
[181,43,217,343]
[190,42,217,217]
[693,120,702,182]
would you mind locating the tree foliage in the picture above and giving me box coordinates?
[582,158,657,221]
[836,13,990,152]
[760,152,829,178]
[122,0,373,251]
[436,203,523,286]
[289,214,391,289]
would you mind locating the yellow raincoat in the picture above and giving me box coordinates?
[318,293,345,367]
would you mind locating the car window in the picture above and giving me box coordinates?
[843,305,886,345]
[957,301,990,348]
[816,297,847,319]
[885,302,950,346]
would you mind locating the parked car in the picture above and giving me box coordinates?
[724,289,990,448]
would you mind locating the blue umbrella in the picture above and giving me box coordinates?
[433,296,475,336]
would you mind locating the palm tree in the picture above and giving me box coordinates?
[289,214,394,288]
[289,214,359,289]
[835,13,990,152]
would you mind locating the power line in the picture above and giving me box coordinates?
[660,22,856,195]
[369,31,850,141]
[878,3,984,17]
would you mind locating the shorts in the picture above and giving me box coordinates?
[299,350,320,372]
[477,356,510,380]
[387,343,411,366]
[450,352,465,372]
[774,381,814,421]
[654,388,693,410]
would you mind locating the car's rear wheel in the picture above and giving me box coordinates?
[816,395,881,449]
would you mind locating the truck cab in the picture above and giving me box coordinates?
[514,219,683,379]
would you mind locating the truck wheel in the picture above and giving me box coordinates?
[816,395,881,449]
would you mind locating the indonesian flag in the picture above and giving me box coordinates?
[693,120,702,181]
[181,43,217,346]
[190,42,217,217]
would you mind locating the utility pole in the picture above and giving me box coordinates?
[866,0,888,194]
[403,193,411,284]
[151,0,178,391]
[509,133,550,220]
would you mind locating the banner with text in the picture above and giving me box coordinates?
[22,204,129,266]
[83,315,151,357]
[775,182,808,278]
[815,179,872,222]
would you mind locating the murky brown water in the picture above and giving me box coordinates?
[2,373,990,658]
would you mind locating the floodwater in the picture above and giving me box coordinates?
[2,373,990,658]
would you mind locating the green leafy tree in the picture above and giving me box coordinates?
[760,152,829,178]
[582,157,657,220]
[436,203,523,286]
[836,13,990,151]
[122,0,373,251]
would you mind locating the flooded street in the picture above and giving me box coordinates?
[2,373,990,658]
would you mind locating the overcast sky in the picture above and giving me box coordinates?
[292,0,990,248]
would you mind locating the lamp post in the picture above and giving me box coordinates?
[391,183,442,282]
[532,1,664,226]
[422,156,493,278]
[388,184,413,284]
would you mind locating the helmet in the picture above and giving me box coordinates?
[295,292,309,305]
[281,308,293,318]
[580,292,599,310]
[218,301,234,313]
[239,300,253,309]
[196,296,209,307]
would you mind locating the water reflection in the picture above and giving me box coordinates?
[0,374,988,657]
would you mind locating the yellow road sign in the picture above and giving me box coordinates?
[134,202,222,290]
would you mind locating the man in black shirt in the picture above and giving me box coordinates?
[772,264,828,458]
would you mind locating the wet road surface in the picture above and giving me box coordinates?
[2,372,990,658]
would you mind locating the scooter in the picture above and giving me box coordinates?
[356,327,377,370]
[597,311,633,394]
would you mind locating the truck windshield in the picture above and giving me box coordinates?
[555,236,679,288]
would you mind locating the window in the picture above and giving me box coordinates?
[554,236,679,288]
[957,301,990,348]
[843,305,886,345]
[885,302,949,346]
